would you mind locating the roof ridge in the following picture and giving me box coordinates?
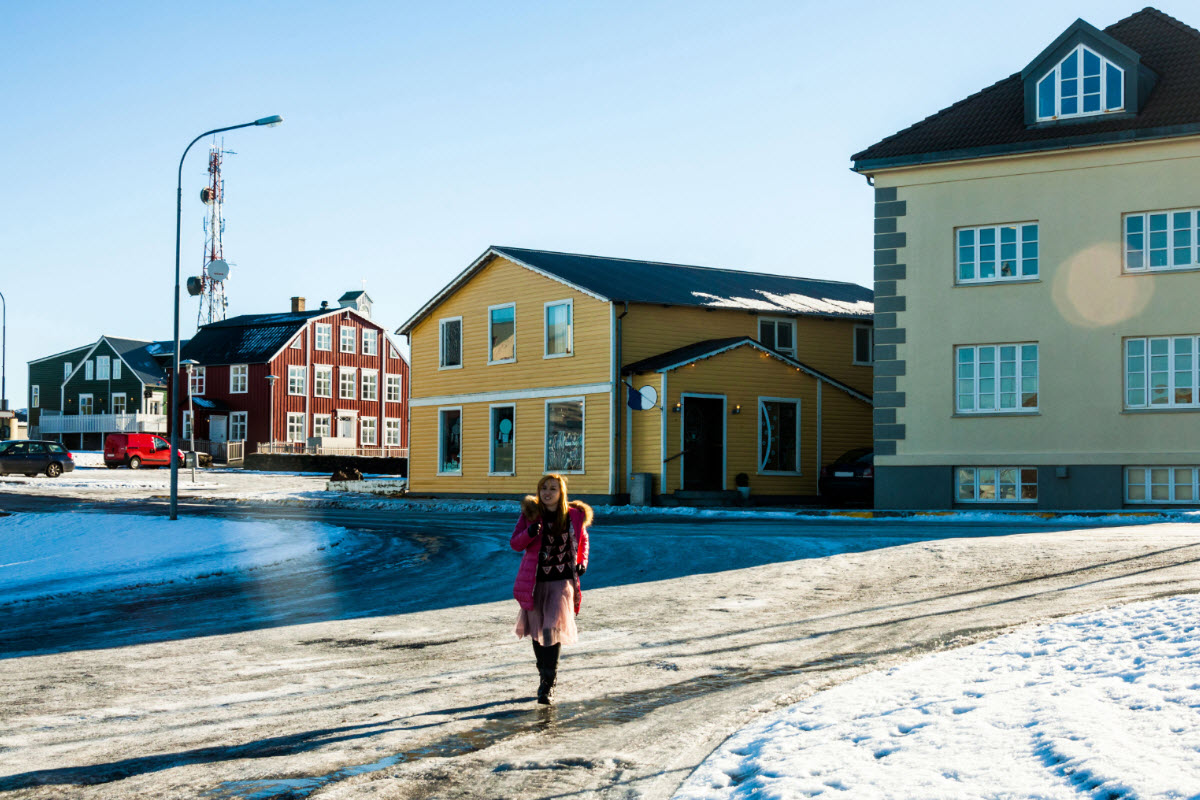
[1111,6,1200,41]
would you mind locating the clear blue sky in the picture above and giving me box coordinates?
[5,0,1196,411]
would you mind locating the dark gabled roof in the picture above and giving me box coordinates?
[181,310,327,365]
[853,8,1200,170]
[622,336,872,404]
[106,337,169,386]
[398,246,872,334]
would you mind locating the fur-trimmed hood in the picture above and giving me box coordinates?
[520,496,594,527]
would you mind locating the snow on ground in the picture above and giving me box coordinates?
[675,595,1200,800]
[0,512,356,604]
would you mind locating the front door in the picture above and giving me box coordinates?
[210,416,227,443]
[682,396,725,491]
[337,415,355,439]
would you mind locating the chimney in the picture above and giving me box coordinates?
[291,296,305,313]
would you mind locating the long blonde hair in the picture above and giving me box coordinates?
[536,473,570,532]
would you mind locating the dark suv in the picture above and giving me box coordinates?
[0,440,76,478]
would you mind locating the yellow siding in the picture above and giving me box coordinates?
[621,304,872,395]
[818,385,874,469]
[629,373,663,481]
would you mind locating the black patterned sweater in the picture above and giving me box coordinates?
[536,515,577,583]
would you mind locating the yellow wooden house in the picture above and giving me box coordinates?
[397,247,874,503]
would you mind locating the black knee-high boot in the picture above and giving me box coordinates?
[537,641,560,705]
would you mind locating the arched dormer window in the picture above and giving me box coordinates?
[1036,44,1123,120]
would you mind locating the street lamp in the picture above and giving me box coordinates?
[0,289,6,413]
[265,374,279,454]
[170,115,282,520]
[181,359,198,483]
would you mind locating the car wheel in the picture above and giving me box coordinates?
[46,463,63,478]
[129,456,141,470]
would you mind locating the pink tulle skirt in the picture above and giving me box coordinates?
[514,579,578,646]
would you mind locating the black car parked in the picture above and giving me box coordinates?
[0,440,76,478]
[818,447,873,505]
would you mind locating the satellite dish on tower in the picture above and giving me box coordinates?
[186,276,203,296]
[208,259,230,281]
[200,187,216,204]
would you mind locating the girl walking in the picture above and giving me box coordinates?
[511,473,592,704]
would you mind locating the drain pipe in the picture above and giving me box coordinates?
[616,302,629,499]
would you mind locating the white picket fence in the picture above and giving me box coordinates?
[38,413,168,435]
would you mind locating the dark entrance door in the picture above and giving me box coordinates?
[682,396,724,491]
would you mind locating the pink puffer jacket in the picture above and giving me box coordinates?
[511,497,592,613]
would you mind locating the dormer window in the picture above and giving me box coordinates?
[1036,44,1123,120]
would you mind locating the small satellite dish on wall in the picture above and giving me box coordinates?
[627,384,658,410]
[208,260,230,281]
[186,276,203,296]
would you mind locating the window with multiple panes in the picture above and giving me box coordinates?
[182,410,192,439]
[64,362,72,380]
[1126,467,1200,503]
[758,318,795,357]
[96,356,110,380]
[85,360,94,380]
[1036,44,1123,120]
[489,304,516,364]
[288,365,306,395]
[361,370,378,401]
[315,323,332,351]
[112,360,122,380]
[230,364,248,393]
[339,368,356,399]
[31,386,39,408]
[546,399,584,472]
[440,317,462,368]
[189,366,206,395]
[1123,209,1200,272]
[1125,335,1200,408]
[956,467,1038,502]
[363,329,378,356]
[386,374,402,402]
[439,408,462,474]
[230,411,247,441]
[490,405,515,474]
[111,393,126,415]
[313,414,331,438]
[286,413,306,442]
[758,398,801,474]
[955,344,1038,413]
[314,365,333,398]
[854,326,873,365]
[544,302,572,358]
[957,223,1039,283]
[385,418,402,446]
[360,417,377,445]
[340,326,356,353]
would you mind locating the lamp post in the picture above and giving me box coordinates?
[0,289,6,414]
[181,359,198,483]
[265,374,279,454]
[170,115,282,520]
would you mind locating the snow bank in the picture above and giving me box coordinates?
[676,595,1200,800]
[0,512,354,604]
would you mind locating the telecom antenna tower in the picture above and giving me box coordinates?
[196,141,235,326]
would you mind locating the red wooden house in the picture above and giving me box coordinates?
[172,297,409,455]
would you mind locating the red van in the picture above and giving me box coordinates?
[104,433,185,469]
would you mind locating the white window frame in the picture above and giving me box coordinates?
[64,362,72,380]
[489,402,516,476]
[230,411,248,441]
[757,396,802,476]
[361,369,378,401]
[286,412,306,443]
[439,316,463,369]
[288,365,307,396]
[955,223,1039,284]
[189,366,206,396]
[315,323,332,351]
[543,300,574,359]
[113,360,122,380]
[230,364,248,394]
[360,417,378,446]
[362,328,379,356]
[31,385,39,408]
[1126,466,1200,504]
[339,367,357,400]
[314,365,333,398]
[313,414,331,438]
[487,302,517,365]
[182,409,192,440]
[85,360,94,381]
[853,325,874,366]
[955,343,1039,414]
[111,392,127,415]
[340,325,356,354]
[385,417,402,446]
[1035,43,1124,122]
[96,355,110,380]
[544,396,585,474]
[955,467,1038,503]
[290,337,302,350]
[1123,208,1200,273]
[757,317,796,357]
[78,393,93,415]
[1124,335,1200,409]
[438,406,463,476]
[385,374,402,403]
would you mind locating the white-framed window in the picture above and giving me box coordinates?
[490,404,515,475]
[31,386,39,408]
[386,374,402,402]
[64,362,72,380]
[545,398,584,473]
[361,370,378,401]
[544,301,573,358]
[758,317,795,357]
[389,344,400,359]
[360,417,377,445]
[315,323,332,351]
[854,325,874,365]
[956,223,1039,283]
[96,355,110,380]
[189,366,206,396]
[488,303,516,364]
[340,325,356,353]
[112,360,122,380]
[362,329,378,356]
[112,393,126,415]
[230,411,247,441]
[1036,44,1124,121]
[339,367,357,400]
[290,337,302,350]
[182,410,192,440]
[955,343,1038,413]
[85,360,94,381]
[1126,466,1200,504]
[1123,208,1200,272]
[314,365,333,398]
[440,317,463,369]
[385,418,402,446]
[438,407,462,475]
[78,393,93,415]
[1124,335,1200,408]
[288,365,307,396]
[956,467,1038,502]
[758,397,801,474]
[313,414,331,438]
[230,364,248,393]
[286,412,306,443]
